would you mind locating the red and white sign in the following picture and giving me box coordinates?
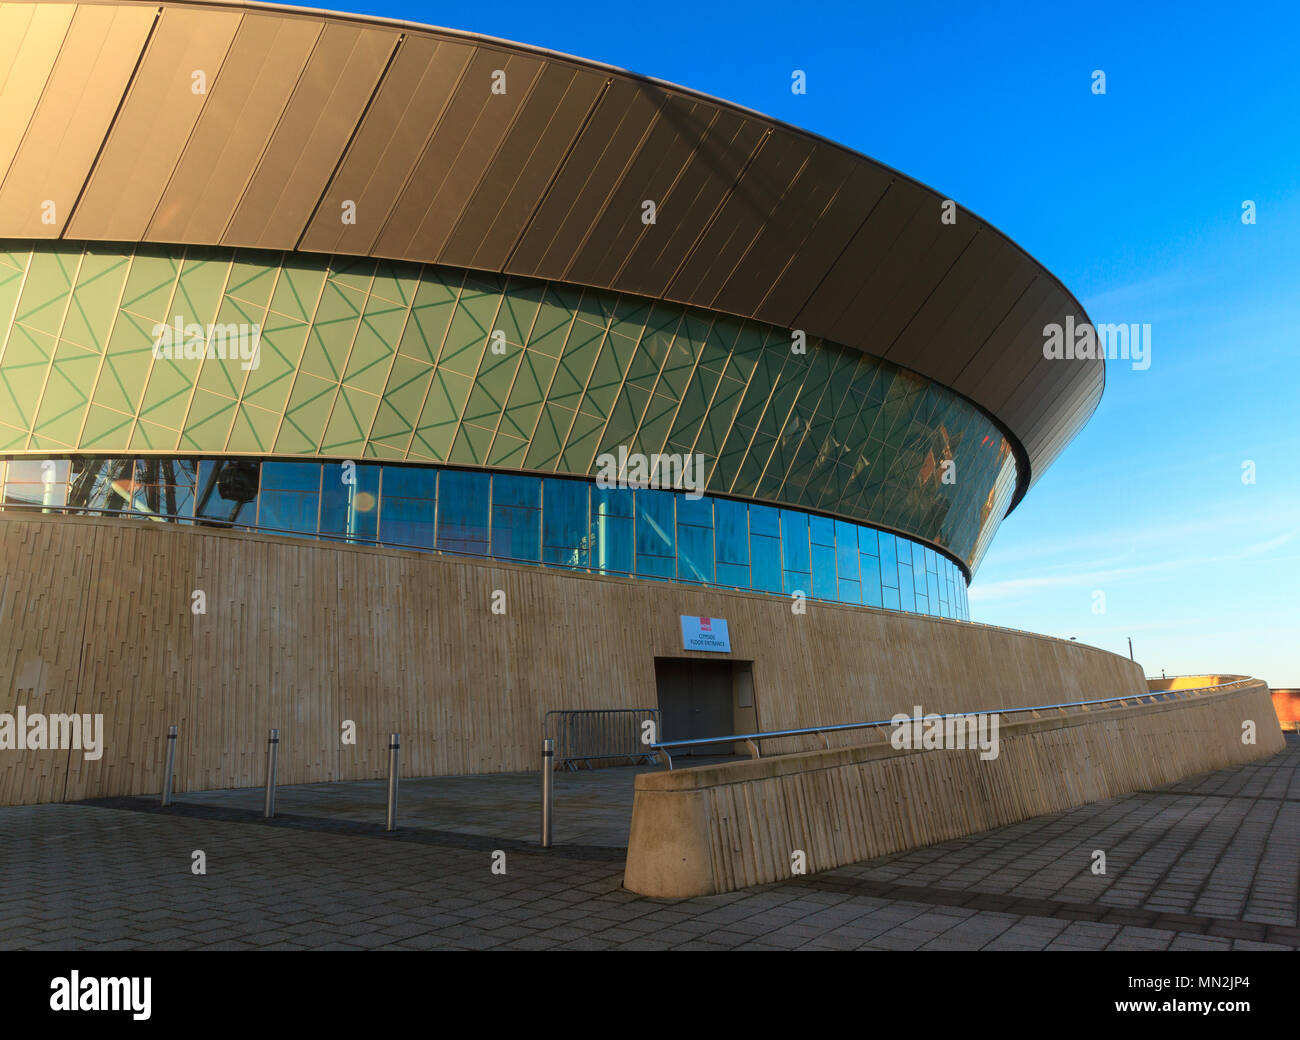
[680,615,731,652]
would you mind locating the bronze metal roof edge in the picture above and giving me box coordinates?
[34,0,1107,514]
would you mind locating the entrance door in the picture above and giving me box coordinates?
[654,658,736,756]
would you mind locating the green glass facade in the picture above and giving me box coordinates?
[0,241,1018,572]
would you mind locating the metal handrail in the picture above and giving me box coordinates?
[542,708,662,770]
[650,679,1252,769]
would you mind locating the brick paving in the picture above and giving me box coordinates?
[0,735,1295,951]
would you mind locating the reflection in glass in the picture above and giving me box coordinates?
[258,462,321,537]
[545,479,589,569]
[321,462,380,543]
[3,454,971,619]
[196,460,260,526]
[636,490,675,580]
[3,458,69,509]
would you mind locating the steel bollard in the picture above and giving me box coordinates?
[264,728,279,819]
[160,725,177,806]
[541,737,554,848]
[386,733,400,832]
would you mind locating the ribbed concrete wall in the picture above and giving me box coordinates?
[1,512,1145,805]
[624,680,1284,897]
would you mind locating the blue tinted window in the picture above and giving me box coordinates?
[676,494,711,527]
[378,466,437,548]
[493,473,540,509]
[780,510,810,572]
[381,466,437,498]
[862,554,883,608]
[835,520,859,584]
[258,462,319,535]
[437,470,490,555]
[677,523,714,583]
[785,570,811,598]
[196,461,259,526]
[544,479,588,567]
[809,514,835,547]
[636,490,675,578]
[715,499,748,565]
[592,514,632,574]
[491,475,540,562]
[878,532,898,586]
[898,565,915,612]
[37,446,977,622]
[858,526,878,556]
[749,503,780,538]
[717,561,749,588]
[320,463,380,542]
[592,485,634,517]
[751,533,782,593]
[811,544,837,599]
[261,462,320,493]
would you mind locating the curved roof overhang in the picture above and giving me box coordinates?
[0,0,1103,514]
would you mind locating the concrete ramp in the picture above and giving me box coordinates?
[624,679,1283,898]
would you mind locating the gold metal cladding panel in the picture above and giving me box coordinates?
[882,235,1028,385]
[0,0,1104,506]
[374,49,546,263]
[147,12,324,242]
[793,179,928,334]
[1032,381,1103,478]
[1003,363,1095,475]
[1013,338,1100,439]
[65,5,244,242]
[442,62,607,272]
[298,34,475,258]
[561,95,731,294]
[670,129,814,312]
[221,20,399,248]
[716,144,881,323]
[1021,369,1104,461]
[829,209,979,351]
[627,109,767,298]
[504,76,667,280]
[950,277,1057,395]
[0,3,75,175]
[975,296,1083,416]
[0,3,153,238]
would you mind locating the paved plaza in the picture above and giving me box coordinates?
[0,736,1296,951]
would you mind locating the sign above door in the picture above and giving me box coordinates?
[680,615,731,653]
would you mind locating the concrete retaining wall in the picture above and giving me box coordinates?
[624,680,1284,898]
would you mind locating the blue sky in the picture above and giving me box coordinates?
[318,0,1299,685]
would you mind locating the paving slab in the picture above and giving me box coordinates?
[0,735,1294,951]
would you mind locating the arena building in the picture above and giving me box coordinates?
[0,0,1176,806]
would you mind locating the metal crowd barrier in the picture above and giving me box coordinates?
[650,680,1253,769]
[543,708,662,771]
